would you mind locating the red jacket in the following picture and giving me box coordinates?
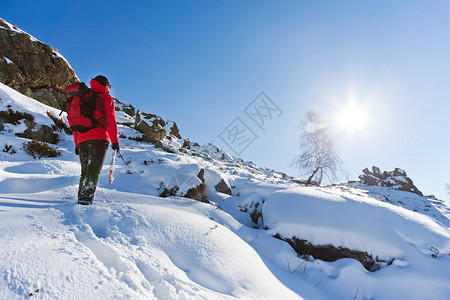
[73,79,119,147]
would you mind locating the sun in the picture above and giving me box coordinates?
[334,101,370,135]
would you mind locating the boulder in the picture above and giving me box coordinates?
[184,184,208,203]
[372,166,383,179]
[362,168,371,176]
[160,173,208,202]
[18,123,58,144]
[165,121,181,139]
[0,19,78,109]
[215,179,232,195]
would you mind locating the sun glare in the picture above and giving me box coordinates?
[335,101,369,135]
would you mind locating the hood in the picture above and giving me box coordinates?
[90,79,109,93]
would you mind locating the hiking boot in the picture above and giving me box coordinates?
[78,200,92,205]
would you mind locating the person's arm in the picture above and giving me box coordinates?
[73,131,79,147]
[73,131,79,154]
[105,95,119,145]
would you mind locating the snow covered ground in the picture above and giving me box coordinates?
[0,82,449,299]
[0,188,303,300]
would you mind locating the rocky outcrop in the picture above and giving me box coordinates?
[0,18,78,109]
[159,173,208,202]
[135,110,167,142]
[358,166,423,196]
[114,98,135,117]
[135,110,181,142]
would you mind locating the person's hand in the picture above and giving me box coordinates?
[75,147,79,155]
[112,143,119,151]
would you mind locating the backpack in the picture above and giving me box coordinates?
[64,82,106,133]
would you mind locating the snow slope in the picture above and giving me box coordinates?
[0,82,449,299]
[0,189,302,300]
[262,186,449,299]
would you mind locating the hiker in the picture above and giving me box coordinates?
[73,75,119,205]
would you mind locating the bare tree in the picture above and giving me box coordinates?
[291,111,342,185]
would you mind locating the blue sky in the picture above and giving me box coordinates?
[3,0,449,200]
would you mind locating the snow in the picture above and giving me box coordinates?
[1,19,39,42]
[163,121,176,133]
[347,183,450,226]
[0,82,449,299]
[262,186,449,260]
[116,111,135,125]
[0,189,301,299]
[0,83,62,128]
[167,173,202,195]
[136,110,158,124]
[1,121,28,136]
[3,57,13,64]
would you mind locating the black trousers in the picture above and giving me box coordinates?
[78,140,109,204]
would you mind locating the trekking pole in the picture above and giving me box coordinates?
[117,149,125,162]
[109,149,118,184]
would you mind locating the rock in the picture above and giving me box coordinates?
[382,178,394,187]
[0,108,57,144]
[160,173,208,202]
[114,98,135,117]
[274,235,387,272]
[0,19,78,109]
[33,88,65,108]
[372,166,383,179]
[238,192,264,228]
[358,166,423,196]
[197,169,205,183]
[184,183,208,203]
[164,121,181,139]
[0,108,33,124]
[393,168,406,177]
[16,120,58,144]
[182,138,191,149]
[134,110,182,142]
[215,179,232,195]
[197,168,232,195]
[22,124,58,144]
[359,174,379,186]
[135,110,167,142]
